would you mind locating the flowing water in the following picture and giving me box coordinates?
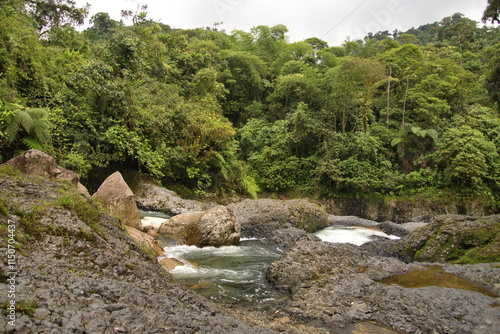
[154,223,400,304]
[159,238,283,305]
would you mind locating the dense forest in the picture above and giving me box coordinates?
[1,0,499,208]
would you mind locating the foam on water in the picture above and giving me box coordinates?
[160,226,400,303]
[314,226,400,246]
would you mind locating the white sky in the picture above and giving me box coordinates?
[76,0,490,46]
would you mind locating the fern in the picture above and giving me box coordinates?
[21,137,44,150]
[0,107,50,147]
[4,121,20,143]
[16,110,34,133]
[242,174,260,199]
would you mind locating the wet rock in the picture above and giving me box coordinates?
[228,199,329,238]
[270,227,321,252]
[92,171,142,230]
[377,221,409,237]
[125,226,164,256]
[159,258,184,271]
[327,215,379,228]
[135,182,213,215]
[158,206,240,247]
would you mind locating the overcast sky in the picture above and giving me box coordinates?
[76,0,490,46]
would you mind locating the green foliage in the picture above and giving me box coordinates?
[430,125,500,196]
[1,1,499,205]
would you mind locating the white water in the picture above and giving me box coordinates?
[152,222,401,303]
[315,226,400,246]
[159,239,281,303]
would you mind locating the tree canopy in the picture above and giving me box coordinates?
[1,1,499,208]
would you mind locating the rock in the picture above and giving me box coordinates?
[323,196,494,223]
[2,149,79,186]
[397,214,500,263]
[140,216,168,234]
[269,227,321,252]
[135,182,213,215]
[377,221,409,237]
[92,172,142,230]
[158,258,184,271]
[125,226,164,257]
[228,199,329,238]
[0,171,275,333]
[76,182,91,198]
[266,238,500,333]
[158,206,240,247]
[327,215,379,228]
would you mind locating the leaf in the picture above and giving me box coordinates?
[21,137,44,150]
[391,138,403,146]
[411,126,421,135]
[427,129,439,140]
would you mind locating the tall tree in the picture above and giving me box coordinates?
[483,0,500,23]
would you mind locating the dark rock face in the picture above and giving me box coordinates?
[228,199,329,238]
[323,197,494,223]
[158,206,241,247]
[397,214,500,263]
[135,182,213,215]
[266,239,500,333]
[0,174,274,333]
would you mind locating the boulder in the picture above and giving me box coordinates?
[269,227,321,252]
[92,172,142,230]
[135,182,213,215]
[125,226,164,257]
[228,199,329,238]
[158,206,240,247]
[266,238,500,333]
[159,258,184,271]
[2,149,79,186]
[141,216,169,235]
[396,214,500,264]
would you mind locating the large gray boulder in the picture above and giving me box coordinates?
[158,206,240,247]
[92,172,142,230]
[267,238,500,333]
[228,199,329,238]
[135,182,213,215]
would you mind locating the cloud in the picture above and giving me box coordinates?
[78,0,489,46]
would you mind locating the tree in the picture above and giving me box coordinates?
[430,125,500,195]
[340,58,389,132]
[26,0,89,33]
[483,0,500,23]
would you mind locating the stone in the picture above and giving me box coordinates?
[125,226,164,257]
[77,182,91,198]
[396,214,500,263]
[158,206,240,247]
[0,173,272,333]
[92,172,142,230]
[159,258,184,271]
[135,182,213,215]
[228,199,329,238]
[266,238,500,332]
[2,149,79,185]
[140,216,169,234]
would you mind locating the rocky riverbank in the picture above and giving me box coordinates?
[2,151,499,333]
[0,169,277,333]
